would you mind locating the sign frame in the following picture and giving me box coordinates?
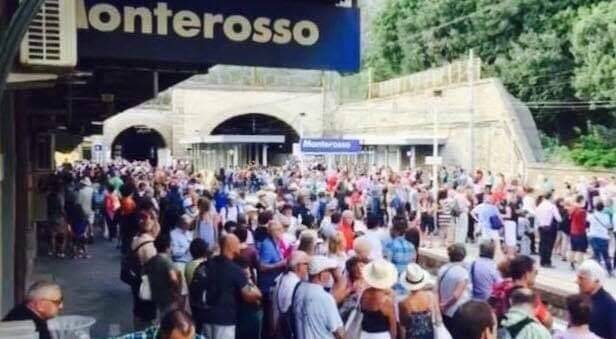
[76,0,361,72]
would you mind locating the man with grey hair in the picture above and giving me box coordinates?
[273,250,311,337]
[469,239,502,301]
[170,214,195,267]
[576,259,616,338]
[3,281,63,339]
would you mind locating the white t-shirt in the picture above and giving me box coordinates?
[220,204,242,225]
[361,229,385,260]
[438,263,471,317]
[587,211,612,239]
[276,272,301,313]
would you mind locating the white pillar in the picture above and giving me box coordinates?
[234,145,239,167]
[432,106,439,228]
[410,146,416,170]
[262,145,268,167]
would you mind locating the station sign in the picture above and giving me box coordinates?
[76,0,360,72]
[301,138,361,154]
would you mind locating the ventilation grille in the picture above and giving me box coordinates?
[20,0,77,67]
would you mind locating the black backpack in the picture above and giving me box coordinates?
[120,241,153,286]
[277,280,302,339]
[188,261,209,312]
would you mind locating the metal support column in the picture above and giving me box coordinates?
[262,145,268,167]
[0,92,16,314]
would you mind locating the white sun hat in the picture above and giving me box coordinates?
[399,263,434,291]
[309,256,339,276]
[362,259,398,290]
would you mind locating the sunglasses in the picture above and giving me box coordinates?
[43,297,64,306]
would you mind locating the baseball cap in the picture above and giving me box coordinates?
[308,256,338,275]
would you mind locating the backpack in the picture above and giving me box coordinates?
[497,317,535,339]
[488,278,514,323]
[277,279,302,339]
[120,240,153,286]
[451,199,462,218]
[490,214,504,230]
[189,261,209,312]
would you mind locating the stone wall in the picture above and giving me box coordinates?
[172,87,325,142]
[332,78,541,176]
[526,162,615,195]
[100,66,547,177]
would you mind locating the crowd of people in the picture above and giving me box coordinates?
[10,159,616,339]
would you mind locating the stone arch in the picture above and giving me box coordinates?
[198,111,302,137]
[103,109,173,150]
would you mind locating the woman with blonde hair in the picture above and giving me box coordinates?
[328,231,348,272]
[195,198,217,252]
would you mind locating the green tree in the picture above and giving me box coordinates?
[492,31,576,133]
[570,1,616,102]
[366,0,609,133]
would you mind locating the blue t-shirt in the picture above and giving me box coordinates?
[258,237,283,293]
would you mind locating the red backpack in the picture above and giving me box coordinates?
[488,278,515,322]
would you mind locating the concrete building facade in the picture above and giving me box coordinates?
[99,61,545,178]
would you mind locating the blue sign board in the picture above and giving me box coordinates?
[76,0,360,72]
[301,138,361,154]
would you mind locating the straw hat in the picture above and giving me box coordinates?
[361,259,398,290]
[399,263,433,291]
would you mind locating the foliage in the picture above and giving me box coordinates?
[366,0,614,135]
[540,127,616,168]
[570,1,616,102]
[540,133,573,164]
[570,125,616,168]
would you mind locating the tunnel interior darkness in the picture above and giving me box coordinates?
[211,113,299,154]
[111,126,166,165]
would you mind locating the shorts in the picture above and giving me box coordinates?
[204,324,235,339]
[50,219,68,234]
[482,228,500,241]
[570,234,588,252]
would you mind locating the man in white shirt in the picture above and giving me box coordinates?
[535,194,562,268]
[357,214,384,260]
[170,214,194,267]
[273,251,310,337]
[220,195,243,225]
[521,187,537,254]
[293,256,344,339]
[77,177,95,228]
[470,198,501,241]
[587,202,613,275]
[452,185,471,244]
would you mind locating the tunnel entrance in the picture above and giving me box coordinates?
[111,126,166,165]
